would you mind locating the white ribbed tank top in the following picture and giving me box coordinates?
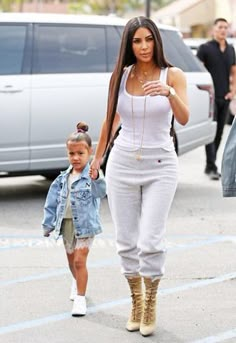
[115,65,174,151]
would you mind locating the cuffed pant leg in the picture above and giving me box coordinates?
[138,151,178,278]
[106,149,141,276]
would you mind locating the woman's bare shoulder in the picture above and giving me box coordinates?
[168,66,185,76]
[168,66,186,84]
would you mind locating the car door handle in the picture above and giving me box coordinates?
[0,85,23,93]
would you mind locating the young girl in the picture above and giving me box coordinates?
[42,122,106,316]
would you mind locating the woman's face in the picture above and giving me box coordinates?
[132,27,155,63]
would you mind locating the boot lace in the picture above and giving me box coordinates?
[143,291,156,324]
[128,278,142,321]
[142,279,159,325]
[131,293,142,321]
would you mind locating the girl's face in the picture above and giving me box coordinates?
[67,140,92,173]
[132,27,155,63]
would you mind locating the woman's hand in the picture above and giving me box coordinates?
[225,91,235,101]
[142,80,170,97]
[90,158,101,180]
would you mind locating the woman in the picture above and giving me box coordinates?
[221,116,236,197]
[90,16,189,337]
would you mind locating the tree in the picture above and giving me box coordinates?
[0,0,24,11]
[152,0,174,10]
[0,0,175,14]
[68,0,175,15]
[0,0,13,11]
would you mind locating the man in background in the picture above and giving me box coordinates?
[197,18,236,180]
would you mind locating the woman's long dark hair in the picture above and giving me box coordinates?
[105,16,172,150]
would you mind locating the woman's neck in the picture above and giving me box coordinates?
[135,62,156,75]
[133,62,157,84]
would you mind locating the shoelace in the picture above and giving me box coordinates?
[143,293,156,324]
[131,293,142,320]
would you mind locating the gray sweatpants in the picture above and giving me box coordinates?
[106,145,178,278]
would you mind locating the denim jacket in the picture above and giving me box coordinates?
[42,163,106,239]
[221,118,236,197]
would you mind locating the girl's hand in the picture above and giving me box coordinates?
[143,80,170,97]
[44,229,52,237]
[90,158,101,180]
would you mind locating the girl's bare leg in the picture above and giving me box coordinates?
[73,247,89,295]
[66,251,76,279]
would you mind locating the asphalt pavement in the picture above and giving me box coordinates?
[0,126,235,343]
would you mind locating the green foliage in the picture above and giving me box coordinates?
[0,0,13,11]
[0,0,24,11]
[68,0,175,15]
[152,0,174,10]
[68,0,139,15]
[0,0,175,15]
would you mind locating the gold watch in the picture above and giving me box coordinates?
[167,86,176,98]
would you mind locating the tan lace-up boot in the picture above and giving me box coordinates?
[140,277,160,337]
[126,276,143,331]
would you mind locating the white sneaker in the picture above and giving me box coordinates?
[69,279,77,301]
[71,295,87,316]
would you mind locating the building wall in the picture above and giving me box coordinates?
[12,1,69,13]
[154,0,236,37]
[179,0,214,29]
[215,0,231,20]
[9,0,236,37]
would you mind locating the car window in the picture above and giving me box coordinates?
[33,24,107,73]
[0,24,27,75]
[160,29,205,72]
[106,25,123,72]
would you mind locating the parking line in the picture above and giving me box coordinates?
[0,268,69,287]
[169,235,235,252]
[158,272,236,295]
[0,233,231,239]
[0,244,28,251]
[190,328,236,342]
[0,258,119,287]
[0,235,235,287]
[0,271,235,336]
[0,234,235,251]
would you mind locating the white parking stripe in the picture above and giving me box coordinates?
[0,235,235,287]
[190,328,236,342]
[0,271,235,336]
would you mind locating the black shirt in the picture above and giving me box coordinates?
[197,39,236,98]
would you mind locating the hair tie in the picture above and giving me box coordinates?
[77,128,85,133]
[76,122,89,133]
